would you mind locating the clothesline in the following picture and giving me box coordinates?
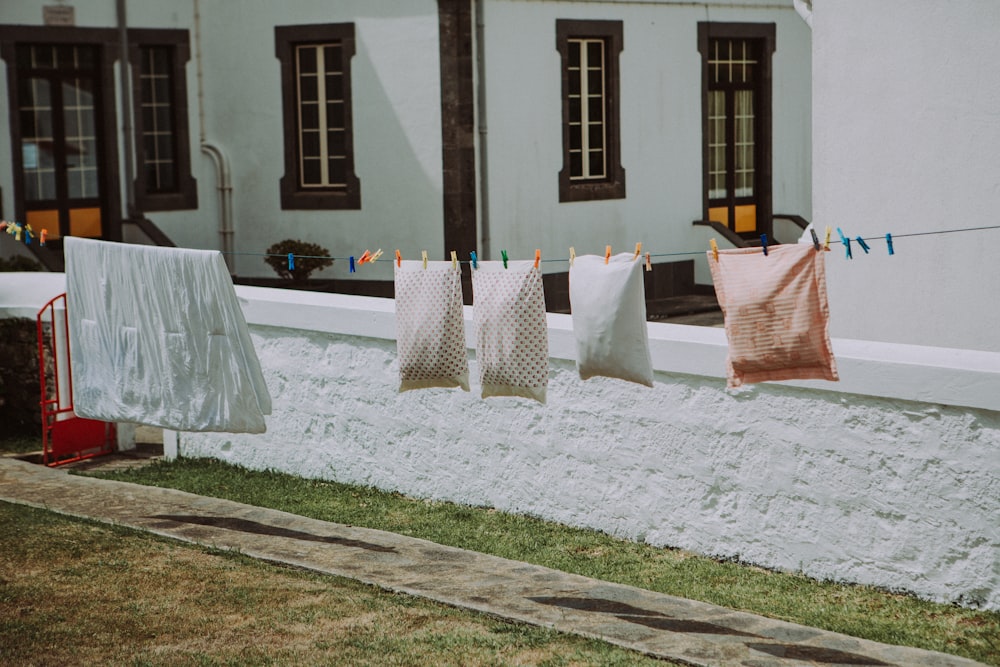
[245,223,1000,265]
[5,219,1000,265]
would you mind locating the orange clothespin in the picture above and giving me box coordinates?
[823,226,832,251]
[534,249,541,269]
[604,245,612,264]
[645,252,652,272]
[40,229,48,246]
[395,249,401,267]
[710,238,719,261]
[569,247,576,267]
[0,221,6,232]
[633,242,642,260]
[357,249,372,265]
[451,250,458,270]
[421,250,428,269]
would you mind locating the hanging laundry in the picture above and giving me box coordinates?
[394,259,469,392]
[64,237,272,433]
[708,243,838,388]
[569,253,653,387]
[472,260,549,403]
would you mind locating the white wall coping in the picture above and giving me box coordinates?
[3,273,998,412]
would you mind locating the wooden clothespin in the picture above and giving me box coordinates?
[823,226,832,251]
[451,250,458,270]
[569,247,576,267]
[709,238,719,261]
[369,248,383,263]
[421,250,428,269]
[645,252,651,272]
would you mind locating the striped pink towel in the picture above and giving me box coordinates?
[708,243,838,388]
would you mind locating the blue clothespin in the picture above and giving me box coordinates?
[349,256,356,273]
[760,234,768,256]
[287,253,295,271]
[856,236,870,254]
[501,249,508,269]
[886,233,894,256]
[469,251,478,269]
[837,228,852,259]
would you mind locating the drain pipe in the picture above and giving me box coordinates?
[194,0,235,274]
[117,0,137,223]
[474,0,490,259]
[793,0,813,29]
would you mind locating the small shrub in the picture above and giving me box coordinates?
[264,239,334,284]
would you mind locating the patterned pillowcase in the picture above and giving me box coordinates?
[394,260,470,392]
[472,261,549,403]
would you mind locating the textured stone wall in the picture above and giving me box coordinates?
[0,317,41,436]
[179,323,1000,611]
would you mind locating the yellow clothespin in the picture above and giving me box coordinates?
[645,252,652,272]
[534,249,541,269]
[605,245,612,264]
[421,250,428,269]
[634,242,642,261]
[451,250,458,270]
[369,248,383,263]
[823,226,832,251]
[710,238,719,261]
[569,247,576,267]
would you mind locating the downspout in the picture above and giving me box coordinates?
[474,0,490,259]
[194,0,235,274]
[793,0,813,29]
[117,0,137,223]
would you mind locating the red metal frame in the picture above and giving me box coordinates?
[37,293,115,466]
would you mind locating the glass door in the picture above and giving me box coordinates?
[16,44,105,241]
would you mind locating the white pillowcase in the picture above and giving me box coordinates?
[569,253,654,387]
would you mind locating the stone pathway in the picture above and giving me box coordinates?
[0,457,984,667]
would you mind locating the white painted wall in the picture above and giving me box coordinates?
[482,0,811,287]
[163,284,996,612]
[813,0,1000,352]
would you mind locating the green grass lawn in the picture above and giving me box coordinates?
[84,456,999,666]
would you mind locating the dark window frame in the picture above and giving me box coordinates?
[275,22,361,210]
[129,28,197,212]
[556,19,626,203]
[697,22,775,239]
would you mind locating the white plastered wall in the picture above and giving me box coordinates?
[813,0,1000,352]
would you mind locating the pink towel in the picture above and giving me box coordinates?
[708,243,838,388]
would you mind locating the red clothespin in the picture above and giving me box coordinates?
[604,245,611,264]
[534,249,541,269]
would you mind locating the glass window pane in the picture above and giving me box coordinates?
[300,103,319,130]
[297,46,317,75]
[301,157,321,186]
[586,41,602,66]
[325,72,343,99]
[328,157,346,185]
[568,97,581,124]
[588,123,604,150]
[587,96,603,122]
[300,130,321,158]
[327,129,346,156]
[323,44,342,72]
[298,75,318,103]
[326,101,345,128]
[568,40,581,69]
[587,68,603,95]
[569,126,582,151]
[569,151,583,178]
[568,70,581,97]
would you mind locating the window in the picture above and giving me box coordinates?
[129,29,197,212]
[557,19,625,202]
[275,23,360,210]
[698,23,774,238]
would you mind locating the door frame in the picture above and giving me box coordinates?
[697,22,775,242]
[0,25,122,243]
